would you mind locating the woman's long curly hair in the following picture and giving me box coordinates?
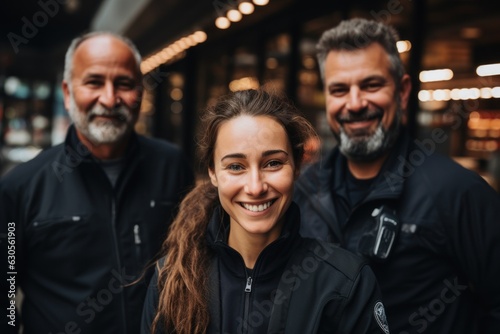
[151,89,317,333]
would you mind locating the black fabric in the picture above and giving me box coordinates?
[345,168,375,209]
[206,204,301,334]
[294,129,500,333]
[0,125,194,334]
[141,203,388,333]
[98,156,126,187]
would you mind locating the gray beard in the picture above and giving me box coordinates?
[336,111,401,162]
[68,94,135,145]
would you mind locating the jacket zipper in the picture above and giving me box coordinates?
[110,198,128,333]
[242,275,253,334]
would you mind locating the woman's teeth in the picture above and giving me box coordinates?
[242,201,272,212]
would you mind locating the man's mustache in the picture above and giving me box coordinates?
[337,108,383,124]
[87,105,131,122]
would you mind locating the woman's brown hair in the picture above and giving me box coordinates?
[151,89,317,333]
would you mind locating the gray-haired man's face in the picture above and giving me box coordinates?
[323,43,410,161]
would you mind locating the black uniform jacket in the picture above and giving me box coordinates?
[141,203,389,334]
[294,130,500,333]
[1,125,194,334]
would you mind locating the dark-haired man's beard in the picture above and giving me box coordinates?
[334,106,402,162]
[68,93,136,145]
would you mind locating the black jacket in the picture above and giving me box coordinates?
[1,126,194,334]
[141,203,389,334]
[294,130,500,333]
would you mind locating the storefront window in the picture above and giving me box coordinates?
[262,33,290,92]
[204,52,229,108]
[230,47,259,92]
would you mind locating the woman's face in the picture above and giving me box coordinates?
[209,115,296,245]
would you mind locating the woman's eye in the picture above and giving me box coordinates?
[227,164,243,172]
[266,160,283,168]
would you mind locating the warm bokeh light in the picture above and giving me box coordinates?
[215,16,231,29]
[227,9,242,22]
[480,87,492,99]
[193,31,207,43]
[170,88,183,101]
[253,0,269,5]
[229,77,259,91]
[396,40,412,53]
[141,30,207,74]
[266,57,278,69]
[419,86,500,102]
[419,69,453,82]
[476,63,500,77]
[239,2,255,15]
[432,89,451,101]
[418,90,431,102]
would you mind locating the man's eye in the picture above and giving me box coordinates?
[86,80,102,87]
[116,81,135,90]
[329,87,347,96]
[363,82,384,91]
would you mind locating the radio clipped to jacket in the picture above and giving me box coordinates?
[358,205,400,262]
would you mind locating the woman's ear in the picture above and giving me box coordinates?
[294,167,301,180]
[208,168,218,187]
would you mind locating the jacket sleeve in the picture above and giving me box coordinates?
[337,265,389,334]
[141,265,160,334]
[1,179,20,334]
[446,179,500,332]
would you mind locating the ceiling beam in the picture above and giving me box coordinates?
[90,0,151,34]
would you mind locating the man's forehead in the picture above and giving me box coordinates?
[77,35,130,54]
[72,35,139,77]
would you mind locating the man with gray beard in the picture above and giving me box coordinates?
[1,32,194,334]
[294,18,500,333]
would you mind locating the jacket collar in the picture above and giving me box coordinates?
[62,125,142,192]
[206,202,302,278]
[323,128,411,201]
[64,124,140,164]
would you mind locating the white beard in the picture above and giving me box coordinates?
[67,94,135,145]
[339,124,386,157]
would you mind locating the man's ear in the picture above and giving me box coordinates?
[131,82,144,111]
[62,81,71,111]
[208,168,218,187]
[399,74,412,112]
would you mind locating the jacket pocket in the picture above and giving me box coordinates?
[31,215,85,229]
[26,215,90,260]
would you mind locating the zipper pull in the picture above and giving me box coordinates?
[245,276,252,293]
[134,224,142,244]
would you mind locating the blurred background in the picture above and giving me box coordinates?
[1,0,500,190]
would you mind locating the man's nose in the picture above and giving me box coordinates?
[98,82,119,109]
[346,87,367,112]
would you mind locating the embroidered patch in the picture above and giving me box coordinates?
[374,301,390,334]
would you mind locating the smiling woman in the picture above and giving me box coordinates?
[208,114,296,264]
[141,89,390,334]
